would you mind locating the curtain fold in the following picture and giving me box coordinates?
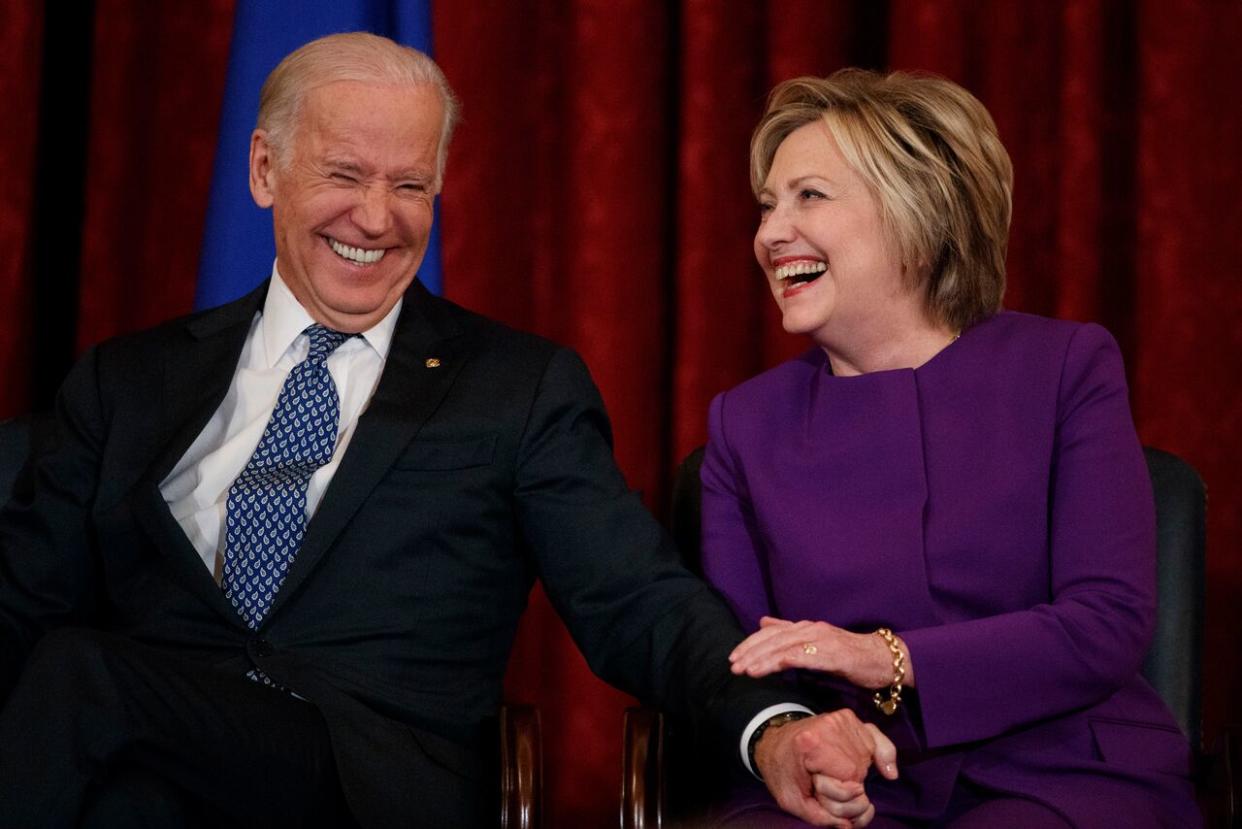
[76,0,234,354]
[0,4,43,416]
[7,2,1241,826]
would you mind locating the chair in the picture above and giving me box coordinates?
[624,445,1239,828]
[1143,448,1206,748]
[500,703,544,829]
[0,416,544,828]
[621,706,665,829]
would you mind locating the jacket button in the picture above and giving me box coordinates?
[252,638,274,658]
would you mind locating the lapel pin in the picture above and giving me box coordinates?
[425,358,441,368]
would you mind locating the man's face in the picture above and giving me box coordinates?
[249,80,444,333]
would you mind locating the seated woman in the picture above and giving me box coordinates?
[703,69,1200,828]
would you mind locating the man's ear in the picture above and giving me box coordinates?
[249,130,277,208]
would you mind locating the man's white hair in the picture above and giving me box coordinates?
[257,32,460,190]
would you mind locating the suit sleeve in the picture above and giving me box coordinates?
[901,324,1158,748]
[0,348,107,696]
[512,347,808,751]
[699,391,777,634]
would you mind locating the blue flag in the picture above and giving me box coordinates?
[195,0,440,310]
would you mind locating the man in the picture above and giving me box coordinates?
[0,33,892,827]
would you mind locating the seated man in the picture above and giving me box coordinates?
[0,33,892,828]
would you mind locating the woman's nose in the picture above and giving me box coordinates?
[755,202,795,250]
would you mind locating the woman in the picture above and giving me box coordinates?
[702,70,1199,828]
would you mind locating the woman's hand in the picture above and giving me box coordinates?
[753,709,897,828]
[813,773,877,828]
[729,616,915,690]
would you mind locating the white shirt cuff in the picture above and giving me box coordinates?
[740,702,816,778]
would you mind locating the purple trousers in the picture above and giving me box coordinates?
[714,778,1075,828]
[718,799,1071,828]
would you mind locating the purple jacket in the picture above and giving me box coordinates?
[702,312,1199,828]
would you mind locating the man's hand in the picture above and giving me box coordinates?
[753,709,898,828]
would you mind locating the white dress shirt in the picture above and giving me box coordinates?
[159,266,401,579]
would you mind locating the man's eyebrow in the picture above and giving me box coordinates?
[391,168,433,182]
[323,158,365,174]
[322,158,431,183]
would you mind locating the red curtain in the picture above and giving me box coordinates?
[6,3,1241,826]
[0,3,42,417]
[75,1,235,353]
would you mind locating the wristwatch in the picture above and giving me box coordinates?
[748,711,812,779]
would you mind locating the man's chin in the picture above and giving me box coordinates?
[308,290,404,333]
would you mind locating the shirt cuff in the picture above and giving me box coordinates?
[740,702,816,778]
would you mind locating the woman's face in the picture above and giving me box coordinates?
[754,121,908,349]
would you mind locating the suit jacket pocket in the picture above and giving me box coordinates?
[392,435,497,471]
[1089,717,1193,776]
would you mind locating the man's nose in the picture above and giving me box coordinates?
[351,186,393,236]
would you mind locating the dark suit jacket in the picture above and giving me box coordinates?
[0,280,786,827]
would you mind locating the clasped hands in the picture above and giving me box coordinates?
[736,617,909,828]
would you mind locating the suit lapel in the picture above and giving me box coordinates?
[129,283,267,626]
[150,284,269,483]
[266,281,468,620]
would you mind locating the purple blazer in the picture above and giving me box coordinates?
[702,312,1199,828]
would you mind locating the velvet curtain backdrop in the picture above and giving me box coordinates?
[5,2,1239,825]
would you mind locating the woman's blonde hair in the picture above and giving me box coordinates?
[751,69,1012,330]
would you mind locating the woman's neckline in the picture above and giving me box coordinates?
[822,324,970,378]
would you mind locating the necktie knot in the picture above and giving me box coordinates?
[305,324,352,362]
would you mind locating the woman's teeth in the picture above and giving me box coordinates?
[774,261,827,283]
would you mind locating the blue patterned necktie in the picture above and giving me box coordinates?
[222,323,352,630]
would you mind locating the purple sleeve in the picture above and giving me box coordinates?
[902,323,1157,748]
[700,392,774,634]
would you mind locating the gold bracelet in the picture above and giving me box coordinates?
[873,627,906,715]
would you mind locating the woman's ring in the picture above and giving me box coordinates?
[802,642,818,655]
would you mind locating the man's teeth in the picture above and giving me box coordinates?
[774,261,827,281]
[328,238,386,265]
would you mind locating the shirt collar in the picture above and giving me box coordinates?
[259,263,403,366]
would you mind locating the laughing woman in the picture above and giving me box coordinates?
[703,70,1199,828]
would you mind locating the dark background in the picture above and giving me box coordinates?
[3,1,1239,825]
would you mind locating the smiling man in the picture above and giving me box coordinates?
[253,77,443,334]
[0,33,891,828]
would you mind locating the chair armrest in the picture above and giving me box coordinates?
[500,703,542,829]
[1218,724,1241,828]
[1197,724,1242,828]
[621,706,665,829]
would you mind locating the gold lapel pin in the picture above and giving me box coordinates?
[425,358,441,368]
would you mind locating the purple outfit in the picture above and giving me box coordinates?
[702,312,1200,828]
